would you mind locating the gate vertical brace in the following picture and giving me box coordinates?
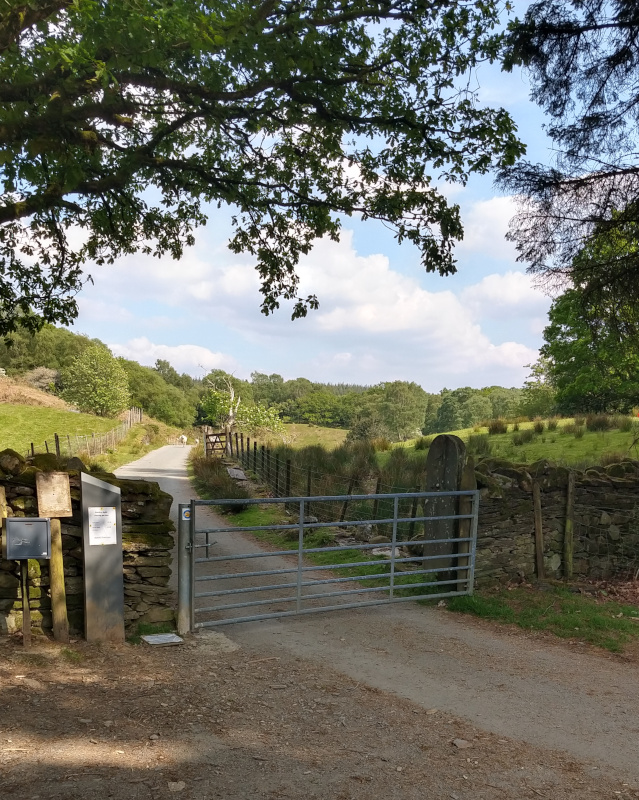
[468,491,479,595]
[297,499,305,613]
[189,499,196,631]
[177,503,191,635]
[389,496,399,600]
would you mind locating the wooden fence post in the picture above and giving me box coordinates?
[286,459,292,499]
[533,481,545,580]
[235,432,239,457]
[274,454,280,496]
[564,471,575,579]
[253,441,258,472]
[340,476,356,522]
[54,433,61,458]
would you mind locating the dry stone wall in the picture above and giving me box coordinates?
[0,449,175,635]
[474,457,639,585]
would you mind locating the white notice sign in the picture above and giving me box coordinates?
[88,506,117,546]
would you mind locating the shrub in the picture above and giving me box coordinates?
[533,419,545,434]
[574,416,586,427]
[22,366,60,392]
[512,429,534,446]
[547,418,558,432]
[414,436,433,451]
[467,434,492,458]
[512,422,520,432]
[586,413,612,432]
[487,418,507,435]
[371,437,392,451]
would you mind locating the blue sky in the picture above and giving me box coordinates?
[72,2,556,393]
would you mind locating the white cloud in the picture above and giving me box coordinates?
[460,271,551,321]
[456,196,518,260]
[110,337,240,377]
[75,204,546,390]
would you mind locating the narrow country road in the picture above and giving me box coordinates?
[116,445,639,785]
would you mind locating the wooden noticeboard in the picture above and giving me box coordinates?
[35,472,73,518]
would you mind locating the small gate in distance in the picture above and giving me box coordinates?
[204,432,226,458]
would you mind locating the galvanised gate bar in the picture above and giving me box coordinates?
[177,490,479,632]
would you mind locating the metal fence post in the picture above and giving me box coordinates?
[389,495,399,600]
[297,499,305,612]
[177,504,192,635]
[189,499,196,631]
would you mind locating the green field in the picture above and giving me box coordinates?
[0,404,116,455]
[396,417,639,468]
[270,423,348,450]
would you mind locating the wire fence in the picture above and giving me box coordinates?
[215,432,431,541]
[215,432,639,583]
[25,407,144,459]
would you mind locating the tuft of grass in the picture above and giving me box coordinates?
[190,448,250,511]
[446,586,639,653]
[600,451,628,467]
[533,419,545,434]
[487,419,508,435]
[60,647,84,664]
[128,620,175,644]
[512,428,535,446]
[467,433,492,458]
[586,413,612,432]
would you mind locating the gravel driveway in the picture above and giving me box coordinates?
[108,445,639,789]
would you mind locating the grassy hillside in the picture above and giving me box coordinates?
[399,417,639,468]
[271,423,348,449]
[0,404,118,455]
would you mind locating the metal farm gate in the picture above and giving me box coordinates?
[176,489,479,633]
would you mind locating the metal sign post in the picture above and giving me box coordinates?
[80,473,124,643]
[177,505,192,636]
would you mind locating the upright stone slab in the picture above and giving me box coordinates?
[423,435,466,576]
[81,473,124,643]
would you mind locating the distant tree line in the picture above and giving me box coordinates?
[0,323,578,436]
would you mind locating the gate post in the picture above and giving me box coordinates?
[423,434,466,576]
[177,503,192,635]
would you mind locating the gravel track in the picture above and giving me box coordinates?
[111,445,639,788]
